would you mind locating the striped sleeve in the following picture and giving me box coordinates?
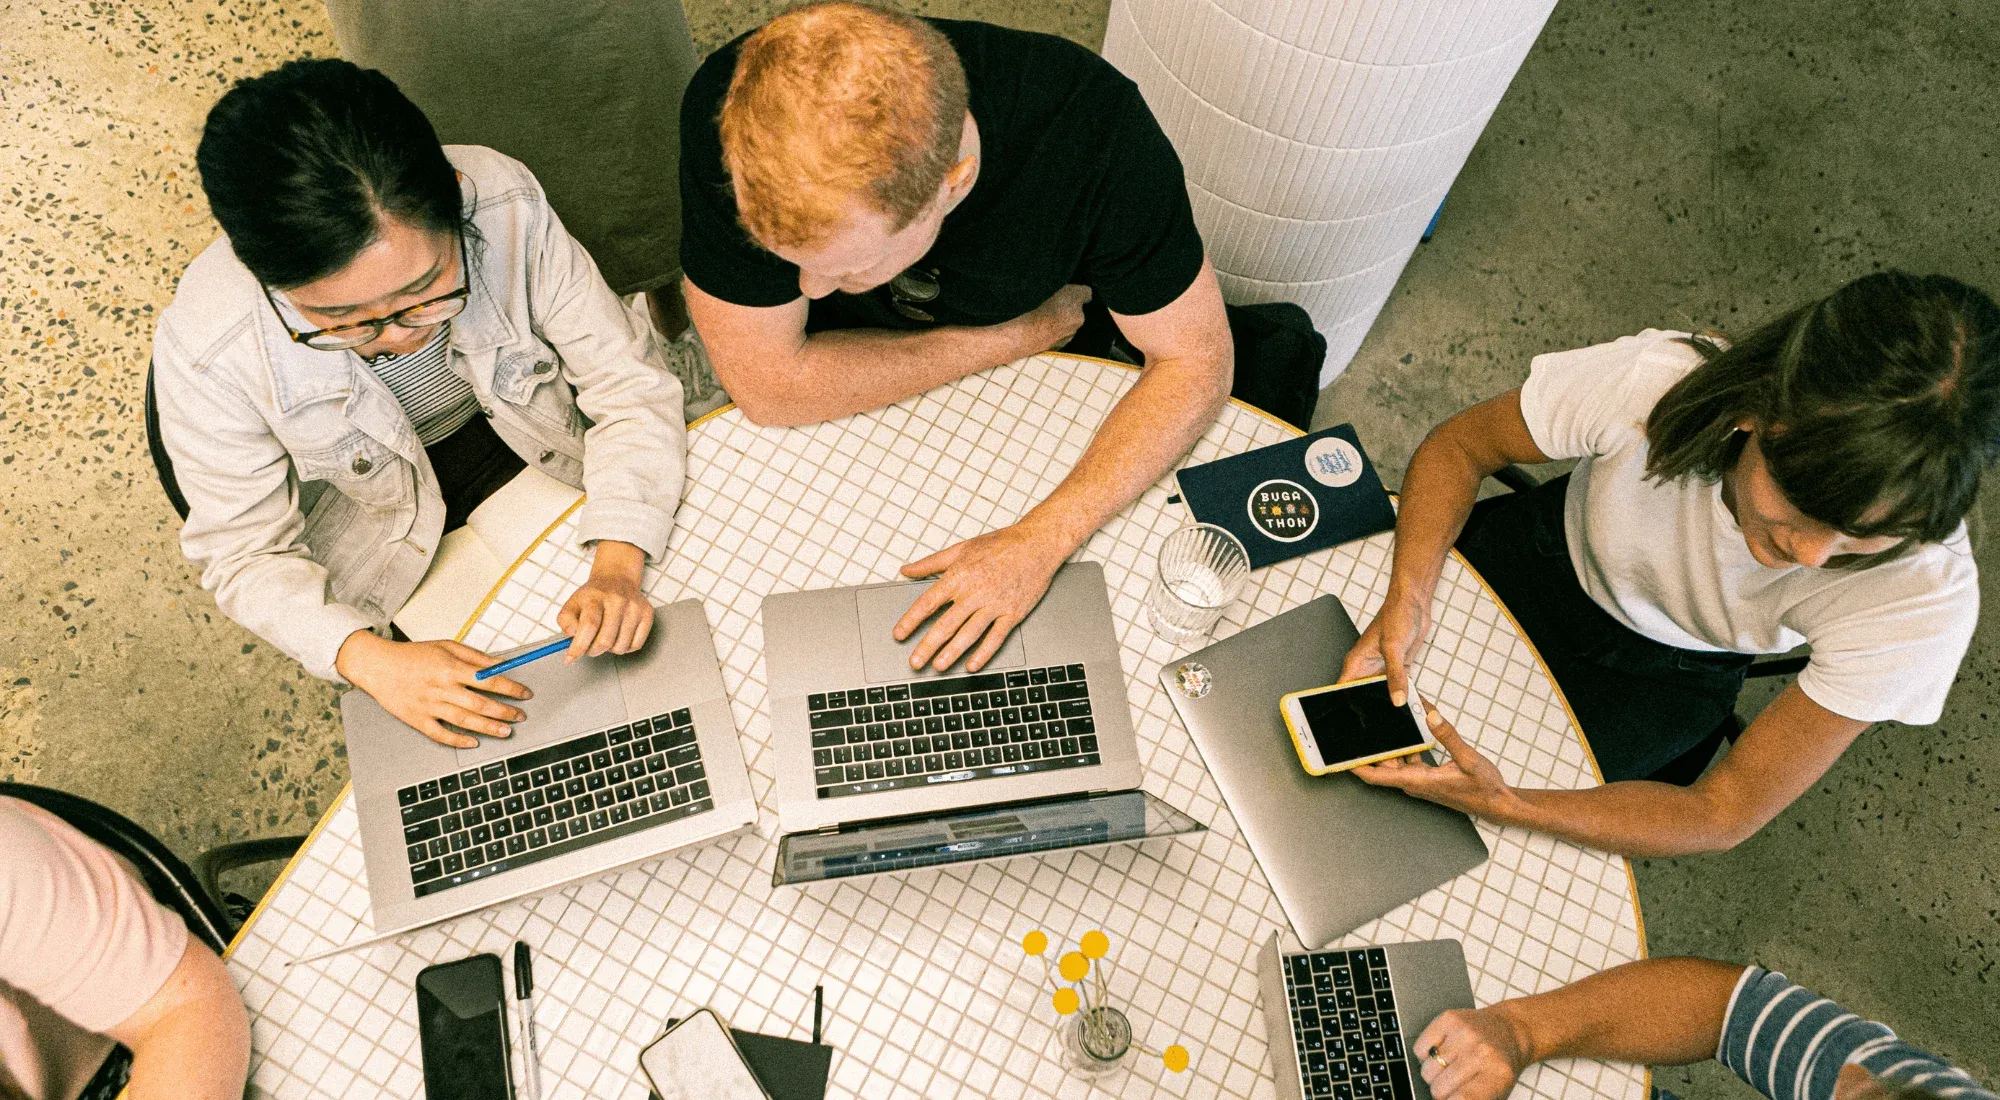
[1718,968,1996,1100]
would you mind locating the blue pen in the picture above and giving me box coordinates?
[474,636,571,681]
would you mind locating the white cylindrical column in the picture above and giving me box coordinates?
[1103,0,1558,383]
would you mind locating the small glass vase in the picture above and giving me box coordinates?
[1059,1005,1133,1076]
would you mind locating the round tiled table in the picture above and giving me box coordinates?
[224,354,1646,1100]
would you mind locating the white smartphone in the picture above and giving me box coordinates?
[1279,675,1434,775]
[638,1008,771,1100]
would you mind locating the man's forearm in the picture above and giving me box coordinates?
[1024,351,1230,551]
[1494,957,1743,1067]
[741,322,1040,426]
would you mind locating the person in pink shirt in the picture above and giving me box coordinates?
[0,797,249,1100]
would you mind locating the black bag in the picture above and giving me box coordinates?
[1064,299,1326,430]
[1222,301,1325,430]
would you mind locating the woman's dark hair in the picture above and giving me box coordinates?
[196,57,469,289]
[1645,271,2000,566]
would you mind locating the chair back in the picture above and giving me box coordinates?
[144,363,191,521]
[0,784,233,952]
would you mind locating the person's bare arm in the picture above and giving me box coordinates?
[105,937,251,1100]
[1359,688,1869,856]
[684,276,1089,427]
[1339,390,1552,703]
[895,257,1234,671]
[1412,958,1743,1100]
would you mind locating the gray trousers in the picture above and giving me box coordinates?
[326,0,700,296]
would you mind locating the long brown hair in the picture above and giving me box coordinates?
[1644,272,2000,566]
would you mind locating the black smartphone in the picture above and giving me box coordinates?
[1280,676,1433,775]
[416,953,514,1100]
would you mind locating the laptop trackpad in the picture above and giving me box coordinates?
[855,580,1027,682]
[454,644,628,766]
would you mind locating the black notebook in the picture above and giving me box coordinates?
[649,1023,832,1100]
[1174,424,1396,569]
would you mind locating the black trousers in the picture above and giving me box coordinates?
[1456,476,1752,783]
[425,412,526,533]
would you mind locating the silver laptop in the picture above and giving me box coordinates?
[771,789,1203,885]
[1161,595,1488,948]
[344,599,757,941]
[763,562,1202,876]
[1256,933,1476,1100]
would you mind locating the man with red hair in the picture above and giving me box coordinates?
[680,2,1234,671]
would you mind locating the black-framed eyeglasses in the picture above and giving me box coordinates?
[264,233,471,351]
[887,267,941,322]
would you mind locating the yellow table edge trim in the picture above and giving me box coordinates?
[221,359,1648,1097]
[666,351,1305,439]
[1444,540,1652,1095]
[223,496,587,959]
[451,495,590,648]
[217,364,1252,958]
[222,780,352,958]
[1443,545,1649,959]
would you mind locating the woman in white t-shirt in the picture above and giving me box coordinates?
[1339,272,1998,856]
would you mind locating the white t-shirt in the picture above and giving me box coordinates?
[1518,329,1979,726]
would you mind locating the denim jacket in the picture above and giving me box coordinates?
[152,146,686,681]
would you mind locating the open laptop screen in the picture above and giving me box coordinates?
[772,791,1203,886]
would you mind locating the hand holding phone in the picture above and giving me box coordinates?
[640,1008,773,1100]
[1280,675,1433,775]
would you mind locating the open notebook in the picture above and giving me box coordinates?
[391,468,584,642]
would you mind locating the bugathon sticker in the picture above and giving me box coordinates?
[1247,479,1318,542]
[1305,436,1365,488]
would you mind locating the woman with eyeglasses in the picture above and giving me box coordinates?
[151,58,688,747]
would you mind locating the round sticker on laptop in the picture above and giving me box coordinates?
[1305,436,1365,488]
[1247,479,1319,542]
[1173,662,1212,699]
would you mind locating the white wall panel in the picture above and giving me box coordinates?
[1191,182,1445,283]
[1219,239,1421,324]
[1127,0,1539,148]
[1104,0,1556,383]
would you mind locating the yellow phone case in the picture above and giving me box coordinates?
[1279,675,1433,776]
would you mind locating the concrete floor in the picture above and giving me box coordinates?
[0,0,1992,1091]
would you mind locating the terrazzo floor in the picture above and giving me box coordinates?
[1,0,1994,1094]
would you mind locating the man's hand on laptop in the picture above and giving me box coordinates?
[1408,1004,1532,1100]
[894,519,1071,673]
[335,630,533,749]
[1352,700,1518,818]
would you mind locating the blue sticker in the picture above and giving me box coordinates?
[1305,436,1365,488]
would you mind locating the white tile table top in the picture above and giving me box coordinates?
[225,355,1646,1100]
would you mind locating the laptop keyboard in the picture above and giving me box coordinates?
[395,709,712,898]
[1284,948,1413,1100]
[806,664,1101,800]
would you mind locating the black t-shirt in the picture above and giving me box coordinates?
[679,19,1206,331]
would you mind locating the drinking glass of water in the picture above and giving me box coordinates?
[1146,523,1250,644]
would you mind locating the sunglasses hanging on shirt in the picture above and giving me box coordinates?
[887,267,942,322]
